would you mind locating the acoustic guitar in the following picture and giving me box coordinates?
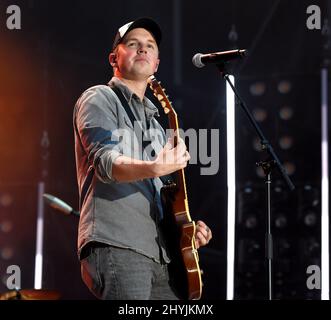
[148,75,202,300]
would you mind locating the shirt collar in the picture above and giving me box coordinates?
[108,77,160,118]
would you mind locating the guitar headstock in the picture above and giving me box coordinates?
[147,75,176,116]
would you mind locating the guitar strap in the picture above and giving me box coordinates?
[111,86,174,185]
[111,86,151,154]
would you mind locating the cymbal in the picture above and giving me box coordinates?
[0,289,61,300]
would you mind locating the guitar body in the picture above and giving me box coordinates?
[160,182,202,300]
[148,75,203,300]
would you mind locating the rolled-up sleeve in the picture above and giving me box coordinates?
[74,87,122,183]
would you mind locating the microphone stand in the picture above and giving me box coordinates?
[217,62,295,300]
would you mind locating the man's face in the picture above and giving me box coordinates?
[111,28,160,80]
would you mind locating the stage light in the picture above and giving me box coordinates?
[303,209,318,227]
[240,185,260,202]
[276,238,291,257]
[1,274,8,287]
[226,75,236,300]
[303,184,320,207]
[256,166,265,178]
[303,237,320,258]
[34,182,45,290]
[0,193,13,207]
[274,213,288,229]
[239,239,262,259]
[278,80,292,94]
[279,135,293,150]
[273,184,285,196]
[283,161,296,175]
[238,187,261,230]
[249,82,266,96]
[236,71,322,299]
[321,66,329,300]
[1,247,14,260]
[275,277,284,286]
[243,186,253,194]
[252,108,267,122]
[0,220,13,233]
[279,106,294,120]
[244,214,258,229]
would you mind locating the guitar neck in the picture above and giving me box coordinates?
[168,112,189,202]
[147,75,192,215]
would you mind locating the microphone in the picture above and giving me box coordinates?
[192,49,246,68]
[43,193,80,217]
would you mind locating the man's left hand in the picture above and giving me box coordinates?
[195,220,212,249]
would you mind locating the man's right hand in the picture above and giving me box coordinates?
[112,134,190,183]
[152,136,190,177]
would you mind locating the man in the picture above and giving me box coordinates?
[73,17,212,300]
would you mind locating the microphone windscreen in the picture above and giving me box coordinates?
[192,53,205,68]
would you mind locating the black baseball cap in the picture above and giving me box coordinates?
[112,17,162,51]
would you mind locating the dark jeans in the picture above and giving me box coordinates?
[80,243,180,300]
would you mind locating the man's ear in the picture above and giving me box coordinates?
[109,52,117,67]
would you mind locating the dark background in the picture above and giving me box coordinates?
[0,0,330,299]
